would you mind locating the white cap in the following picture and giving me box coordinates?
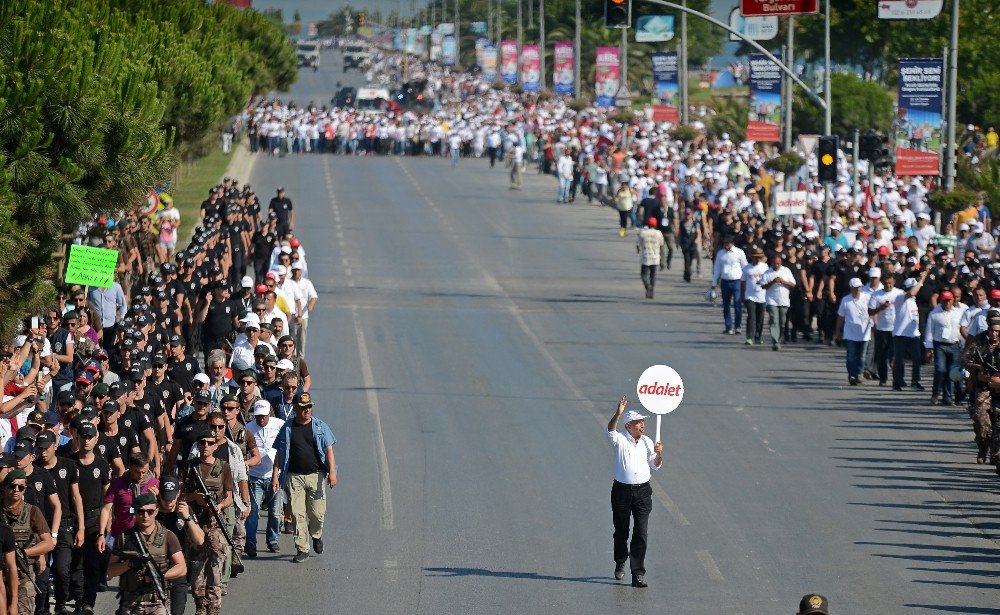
[973,223,984,233]
[959,223,970,231]
[904,278,918,289]
[830,222,843,231]
[290,262,304,271]
[852,240,864,251]
[193,373,210,385]
[12,335,27,348]
[849,278,863,288]
[273,265,287,276]
[252,400,272,416]
[240,313,261,328]
[623,410,647,424]
[275,359,295,371]
[240,276,254,288]
[917,212,931,220]
[868,267,881,278]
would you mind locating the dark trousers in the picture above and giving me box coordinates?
[641,265,656,293]
[76,526,102,608]
[170,577,190,615]
[892,335,922,387]
[872,330,894,384]
[611,480,652,577]
[744,300,765,342]
[720,279,743,330]
[933,341,961,401]
[50,529,78,609]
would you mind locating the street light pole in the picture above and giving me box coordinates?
[680,0,688,124]
[943,0,959,192]
[574,0,581,98]
[539,0,546,88]
[784,15,794,150]
[822,0,832,236]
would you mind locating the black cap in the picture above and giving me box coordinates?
[160,476,180,501]
[121,338,137,350]
[75,421,99,439]
[11,441,32,459]
[168,334,186,346]
[101,400,120,414]
[34,430,56,450]
[25,410,46,427]
[194,390,213,404]
[797,593,829,615]
[56,390,75,404]
[15,426,38,443]
[152,354,168,366]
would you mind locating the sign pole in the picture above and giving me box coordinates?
[943,0,959,193]
[655,415,661,443]
[574,0,581,98]
[680,0,688,124]
[784,15,794,151]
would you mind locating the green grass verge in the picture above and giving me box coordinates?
[169,148,232,248]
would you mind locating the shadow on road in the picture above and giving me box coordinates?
[423,566,619,586]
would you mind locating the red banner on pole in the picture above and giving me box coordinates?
[651,105,679,123]
[739,0,818,17]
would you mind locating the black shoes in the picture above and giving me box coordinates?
[313,537,324,554]
[614,561,626,580]
[632,575,648,588]
[245,543,257,558]
[292,551,309,563]
[267,542,280,553]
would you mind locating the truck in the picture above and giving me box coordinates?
[297,41,320,70]
[343,44,370,72]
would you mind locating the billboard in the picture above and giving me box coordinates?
[747,53,782,142]
[475,37,489,67]
[553,42,574,96]
[739,0,818,17]
[729,9,779,41]
[878,0,943,19]
[635,15,674,42]
[651,51,679,123]
[521,45,540,92]
[482,44,498,82]
[442,35,456,65]
[500,41,518,84]
[595,47,620,107]
[895,58,944,176]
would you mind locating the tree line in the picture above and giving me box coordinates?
[0,0,297,339]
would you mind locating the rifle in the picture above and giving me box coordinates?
[190,465,244,575]
[14,547,40,594]
[128,529,167,604]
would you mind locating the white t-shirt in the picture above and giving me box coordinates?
[762,266,794,307]
[893,293,921,337]
[838,293,873,341]
[294,277,318,320]
[741,262,768,303]
[869,287,904,332]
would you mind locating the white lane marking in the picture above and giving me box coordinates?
[352,306,395,530]
[392,158,699,527]
[695,549,725,581]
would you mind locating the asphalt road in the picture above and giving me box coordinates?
[105,52,1000,614]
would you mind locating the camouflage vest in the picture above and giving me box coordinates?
[3,504,33,549]
[119,523,169,598]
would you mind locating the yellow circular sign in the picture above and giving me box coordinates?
[821,153,834,166]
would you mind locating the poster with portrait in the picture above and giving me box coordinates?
[553,42,574,96]
[747,53,781,142]
[595,47,620,107]
[894,58,943,176]
[500,41,518,84]
[521,45,540,92]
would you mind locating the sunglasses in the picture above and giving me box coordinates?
[241,380,256,385]
[197,439,214,446]
[264,365,276,370]
[7,484,26,492]
[136,508,157,516]
[221,405,239,411]
[281,385,297,391]
[209,424,226,431]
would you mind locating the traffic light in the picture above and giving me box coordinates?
[859,133,882,161]
[605,0,630,28]
[357,11,366,27]
[817,136,838,183]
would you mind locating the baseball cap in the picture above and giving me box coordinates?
[34,430,56,450]
[25,410,46,428]
[240,313,260,328]
[101,400,121,414]
[868,268,881,278]
[11,441,32,459]
[56,390,75,404]
[293,392,313,407]
[160,476,180,501]
[275,359,294,371]
[990,289,1000,301]
[15,426,38,443]
[194,390,213,404]
[622,410,646,424]
[940,290,955,301]
[797,593,829,615]
[241,276,254,288]
[904,278,918,289]
[290,262,304,271]
[253,400,272,416]
[193,373,210,385]
[849,278,863,288]
[168,334,186,346]
[273,265,287,276]
[255,284,268,294]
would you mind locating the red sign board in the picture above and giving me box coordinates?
[651,104,679,123]
[740,0,818,17]
[895,149,940,176]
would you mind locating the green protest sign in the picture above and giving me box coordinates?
[64,244,119,288]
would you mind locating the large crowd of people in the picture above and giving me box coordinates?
[1,175,326,615]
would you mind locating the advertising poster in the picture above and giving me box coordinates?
[500,41,518,84]
[595,47,620,107]
[482,44,498,82]
[895,58,944,176]
[635,15,675,42]
[475,37,488,67]
[747,53,782,142]
[442,35,456,65]
[521,44,540,92]
[729,9,778,41]
[405,28,417,54]
[651,51,679,122]
[553,42,574,96]
[878,0,943,20]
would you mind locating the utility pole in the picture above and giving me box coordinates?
[822,0,832,236]
[574,0,581,98]
[497,0,503,44]
[517,0,523,51]
[455,0,460,64]
[943,0,959,193]
[539,0,546,88]
[784,15,794,150]
[680,0,688,124]
[620,25,628,100]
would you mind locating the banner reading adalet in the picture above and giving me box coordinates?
[747,53,781,142]
[521,45,541,92]
[595,47,620,107]
[553,42,574,96]
[894,58,943,176]
[651,51,679,123]
[500,41,518,84]
[636,364,684,443]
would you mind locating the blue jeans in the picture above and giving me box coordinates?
[246,475,282,548]
[720,279,743,330]
[933,341,961,402]
[558,177,571,202]
[844,339,869,378]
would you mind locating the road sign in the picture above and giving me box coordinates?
[739,0,818,17]
[878,0,943,20]
[729,8,778,41]
[774,191,807,216]
[636,364,684,442]
[615,85,633,108]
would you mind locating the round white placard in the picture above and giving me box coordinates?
[636,364,684,415]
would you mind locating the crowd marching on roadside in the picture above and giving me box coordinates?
[244,39,1000,476]
[0,175,329,615]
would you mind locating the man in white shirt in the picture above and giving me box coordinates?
[893,273,928,390]
[246,400,285,554]
[556,151,574,203]
[291,263,318,357]
[868,271,903,385]
[761,252,796,351]
[835,278,873,385]
[924,289,965,404]
[741,249,768,345]
[606,398,663,588]
[712,236,748,335]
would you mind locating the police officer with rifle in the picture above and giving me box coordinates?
[962,311,1000,467]
[108,492,186,615]
[1,468,55,615]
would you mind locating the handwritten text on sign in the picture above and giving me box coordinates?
[65,244,119,288]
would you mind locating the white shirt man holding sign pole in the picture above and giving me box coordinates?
[607,396,663,588]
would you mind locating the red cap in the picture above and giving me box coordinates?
[290,238,301,248]
[647,217,658,228]
[264,272,277,280]
[940,290,955,301]
[990,289,1000,301]
[877,245,889,256]
[255,284,268,294]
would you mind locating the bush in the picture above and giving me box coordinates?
[927,189,978,214]
[765,151,806,175]
[793,72,893,136]
[568,98,590,112]
[609,109,638,124]
[669,125,701,143]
